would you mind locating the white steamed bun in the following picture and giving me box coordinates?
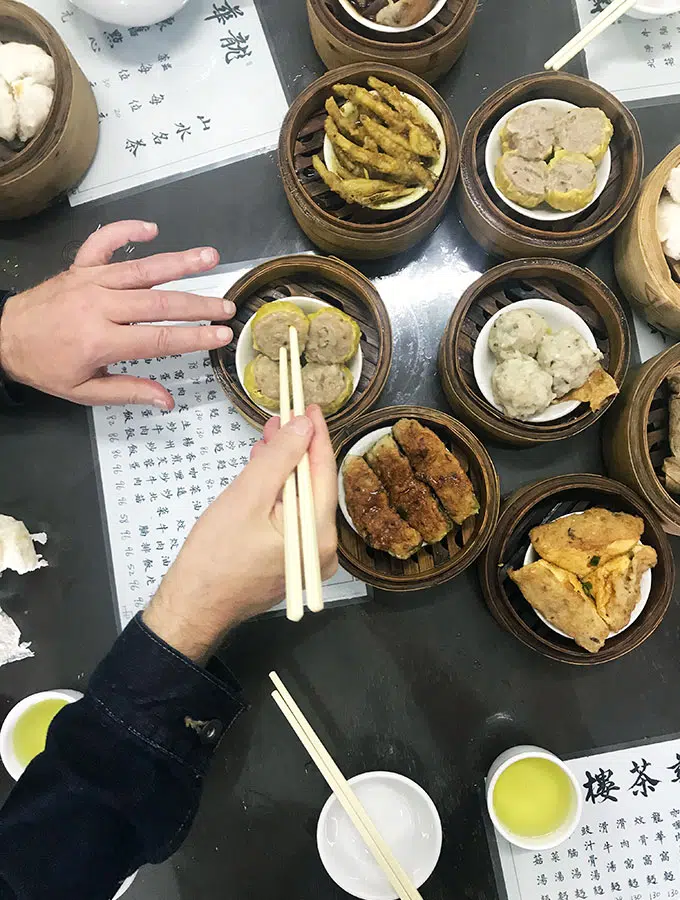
[0,42,55,87]
[0,75,18,142]
[12,77,53,142]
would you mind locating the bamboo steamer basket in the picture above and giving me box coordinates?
[333,405,500,591]
[458,72,644,261]
[278,63,459,261]
[604,343,680,536]
[615,144,680,336]
[0,1,98,220]
[479,474,674,666]
[438,258,630,446]
[210,254,391,436]
[306,0,478,84]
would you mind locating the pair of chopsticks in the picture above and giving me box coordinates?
[269,672,424,900]
[545,0,637,71]
[279,325,324,622]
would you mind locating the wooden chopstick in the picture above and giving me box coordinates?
[269,672,423,900]
[288,325,324,614]
[544,0,636,70]
[279,346,304,623]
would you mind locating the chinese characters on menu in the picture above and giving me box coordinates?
[493,737,680,900]
[573,0,680,103]
[28,1,288,204]
[91,272,367,629]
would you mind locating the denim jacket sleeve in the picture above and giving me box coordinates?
[0,614,246,900]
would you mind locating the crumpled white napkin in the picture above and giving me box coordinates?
[0,609,33,665]
[0,514,47,576]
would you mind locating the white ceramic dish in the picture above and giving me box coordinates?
[317,770,442,900]
[323,92,446,212]
[522,510,652,640]
[337,0,447,33]
[486,746,583,851]
[473,298,600,424]
[70,0,190,26]
[113,872,138,900]
[485,98,612,222]
[338,426,393,534]
[626,0,680,19]
[235,297,363,415]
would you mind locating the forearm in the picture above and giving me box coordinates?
[0,615,245,900]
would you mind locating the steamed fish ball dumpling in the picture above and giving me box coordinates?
[488,308,549,361]
[657,195,680,261]
[492,356,554,420]
[554,107,613,166]
[0,42,55,87]
[13,77,53,142]
[536,327,603,398]
[495,152,548,209]
[546,151,596,212]
[251,301,310,360]
[243,354,282,411]
[305,307,361,365]
[301,362,353,415]
[0,76,18,142]
[500,104,559,161]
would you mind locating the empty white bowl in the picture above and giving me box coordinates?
[317,771,442,900]
[336,0,447,33]
[473,298,600,424]
[626,0,680,19]
[486,746,582,851]
[522,511,652,640]
[485,98,612,222]
[235,297,363,415]
[323,92,446,212]
[69,0,190,26]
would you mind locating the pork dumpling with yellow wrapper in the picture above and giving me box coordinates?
[301,362,353,416]
[500,104,559,161]
[251,301,310,360]
[243,354,285,412]
[545,150,597,213]
[553,107,613,166]
[305,307,361,365]
[494,151,548,209]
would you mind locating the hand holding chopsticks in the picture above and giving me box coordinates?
[545,0,637,71]
[270,671,425,900]
[280,326,325,621]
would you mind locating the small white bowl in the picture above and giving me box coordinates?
[338,426,393,535]
[0,689,83,782]
[69,0,190,26]
[337,0,447,33]
[235,297,363,415]
[485,98,612,222]
[473,298,599,424]
[323,92,446,212]
[317,771,442,900]
[626,0,680,18]
[522,511,652,640]
[113,872,138,900]
[486,746,582,852]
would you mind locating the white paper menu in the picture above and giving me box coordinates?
[27,0,288,205]
[573,0,680,103]
[91,267,367,630]
[493,736,680,900]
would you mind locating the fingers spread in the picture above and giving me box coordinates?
[97,247,220,290]
[235,415,313,507]
[103,322,233,364]
[73,221,159,267]
[108,290,236,324]
[306,404,338,524]
[69,375,174,409]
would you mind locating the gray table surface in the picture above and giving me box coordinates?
[2,1,680,898]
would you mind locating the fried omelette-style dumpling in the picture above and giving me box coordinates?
[495,151,548,209]
[588,544,657,633]
[545,150,597,212]
[251,301,309,360]
[392,418,479,524]
[243,354,282,411]
[305,307,361,365]
[343,455,422,559]
[365,435,452,544]
[529,508,644,579]
[510,560,610,653]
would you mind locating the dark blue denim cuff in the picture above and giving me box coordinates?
[87,614,246,776]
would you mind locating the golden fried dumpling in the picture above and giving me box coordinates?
[509,560,609,653]
[243,354,282,411]
[301,362,353,415]
[529,508,644,579]
[251,301,309,360]
[495,151,548,209]
[561,365,619,412]
[545,150,597,212]
[587,544,657,633]
[500,104,559,161]
[305,307,361,365]
[554,107,613,166]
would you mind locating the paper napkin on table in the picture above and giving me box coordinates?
[0,515,47,576]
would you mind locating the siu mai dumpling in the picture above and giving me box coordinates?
[545,151,597,212]
[495,151,548,209]
[251,301,309,360]
[305,307,361,365]
[301,362,353,415]
[554,107,613,166]
[243,354,282,411]
[500,104,559,161]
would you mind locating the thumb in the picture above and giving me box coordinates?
[70,375,174,409]
[237,415,313,506]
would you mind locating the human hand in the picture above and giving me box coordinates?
[143,404,339,662]
[0,220,235,409]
